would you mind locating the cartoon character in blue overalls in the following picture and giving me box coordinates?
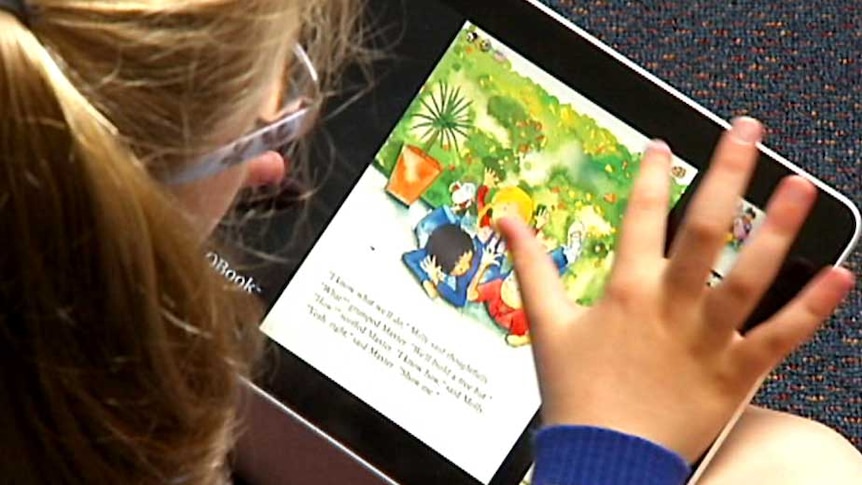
[403,223,497,308]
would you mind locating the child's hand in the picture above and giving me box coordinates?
[499,117,855,463]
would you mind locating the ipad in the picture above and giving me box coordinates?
[242,0,862,483]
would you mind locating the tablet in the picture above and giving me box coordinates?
[245,0,861,484]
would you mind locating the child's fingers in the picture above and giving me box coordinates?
[498,217,572,335]
[739,267,854,373]
[706,176,817,330]
[612,141,673,273]
[665,117,763,301]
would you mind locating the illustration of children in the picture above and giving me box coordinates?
[481,204,552,283]
[403,223,497,308]
[469,221,586,347]
[729,205,757,249]
[475,168,541,259]
[531,204,552,248]
[449,181,477,216]
[476,168,535,237]
[473,270,530,346]
[414,181,478,247]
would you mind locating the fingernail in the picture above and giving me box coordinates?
[829,266,856,294]
[494,215,510,227]
[494,216,519,234]
[785,176,815,204]
[837,267,856,289]
[730,117,763,144]
[646,139,672,155]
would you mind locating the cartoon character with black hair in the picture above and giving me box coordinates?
[403,223,496,308]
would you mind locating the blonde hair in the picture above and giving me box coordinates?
[479,186,535,225]
[0,1,363,483]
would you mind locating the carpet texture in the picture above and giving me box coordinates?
[539,0,861,449]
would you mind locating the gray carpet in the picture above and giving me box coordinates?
[540,0,862,449]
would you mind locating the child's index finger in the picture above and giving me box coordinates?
[497,216,572,336]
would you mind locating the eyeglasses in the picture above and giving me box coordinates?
[162,44,321,186]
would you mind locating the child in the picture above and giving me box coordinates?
[0,1,362,482]
[1,2,859,484]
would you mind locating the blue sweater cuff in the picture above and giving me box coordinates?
[532,426,691,485]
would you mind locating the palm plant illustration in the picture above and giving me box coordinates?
[413,82,473,155]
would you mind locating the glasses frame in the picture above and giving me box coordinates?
[163,44,321,186]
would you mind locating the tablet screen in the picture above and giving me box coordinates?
[259,19,765,483]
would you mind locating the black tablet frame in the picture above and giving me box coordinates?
[248,1,861,484]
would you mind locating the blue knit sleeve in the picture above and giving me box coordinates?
[532,426,691,485]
